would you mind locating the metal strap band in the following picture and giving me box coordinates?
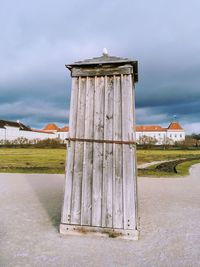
[66,137,136,145]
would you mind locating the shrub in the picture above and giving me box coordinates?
[0,138,66,148]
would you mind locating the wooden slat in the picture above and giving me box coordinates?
[81,77,95,225]
[102,76,113,228]
[71,65,133,77]
[113,75,123,229]
[61,77,79,224]
[121,74,136,230]
[131,76,139,229]
[71,77,86,224]
[92,76,104,227]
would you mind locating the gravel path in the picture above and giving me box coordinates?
[0,165,200,267]
[137,159,185,169]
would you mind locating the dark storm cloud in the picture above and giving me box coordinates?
[0,0,200,132]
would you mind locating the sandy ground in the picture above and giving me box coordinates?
[0,165,200,267]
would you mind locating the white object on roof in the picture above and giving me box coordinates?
[102,48,108,56]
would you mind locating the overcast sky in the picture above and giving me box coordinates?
[1,0,200,133]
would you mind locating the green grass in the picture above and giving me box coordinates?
[138,168,178,177]
[0,148,66,174]
[137,149,200,165]
[0,147,200,177]
[176,159,200,176]
[138,157,200,177]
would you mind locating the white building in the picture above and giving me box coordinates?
[0,120,56,143]
[0,119,185,145]
[0,120,70,143]
[135,121,185,145]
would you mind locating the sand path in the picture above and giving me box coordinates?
[0,164,200,267]
[138,160,171,169]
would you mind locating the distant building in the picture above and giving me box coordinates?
[42,123,69,140]
[43,123,59,132]
[0,120,57,142]
[0,119,185,145]
[135,121,185,145]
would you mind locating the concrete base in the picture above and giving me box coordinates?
[60,223,139,240]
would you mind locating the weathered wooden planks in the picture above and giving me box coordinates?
[62,74,137,229]
[81,77,95,225]
[121,74,136,230]
[113,75,123,229]
[131,76,138,228]
[92,76,105,226]
[71,65,133,77]
[102,76,114,228]
[61,77,79,224]
[71,77,86,224]
[61,55,138,239]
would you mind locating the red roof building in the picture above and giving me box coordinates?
[135,125,165,132]
[42,123,69,140]
[59,126,69,132]
[167,122,183,131]
[43,123,60,131]
[136,121,185,145]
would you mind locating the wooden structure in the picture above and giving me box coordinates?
[60,52,139,240]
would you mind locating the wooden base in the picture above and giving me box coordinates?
[60,223,139,240]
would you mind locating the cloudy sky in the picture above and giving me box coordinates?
[1,0,200,133]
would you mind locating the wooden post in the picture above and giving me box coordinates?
[60,51,139,240]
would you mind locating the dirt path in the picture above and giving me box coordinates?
[137,158,186,169]
[138,160,171,169]
[0,165,200,267]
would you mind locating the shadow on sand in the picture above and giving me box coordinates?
[28,174,65,229]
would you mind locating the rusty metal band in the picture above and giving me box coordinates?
[66,137,136,145]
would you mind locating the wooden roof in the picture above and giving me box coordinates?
[69,55,136,66]
[66,54,138,82]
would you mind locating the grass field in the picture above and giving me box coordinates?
[137,149,200,177]
[0,148,200,176]
[136,149,200,164]
[0,148,66,174]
